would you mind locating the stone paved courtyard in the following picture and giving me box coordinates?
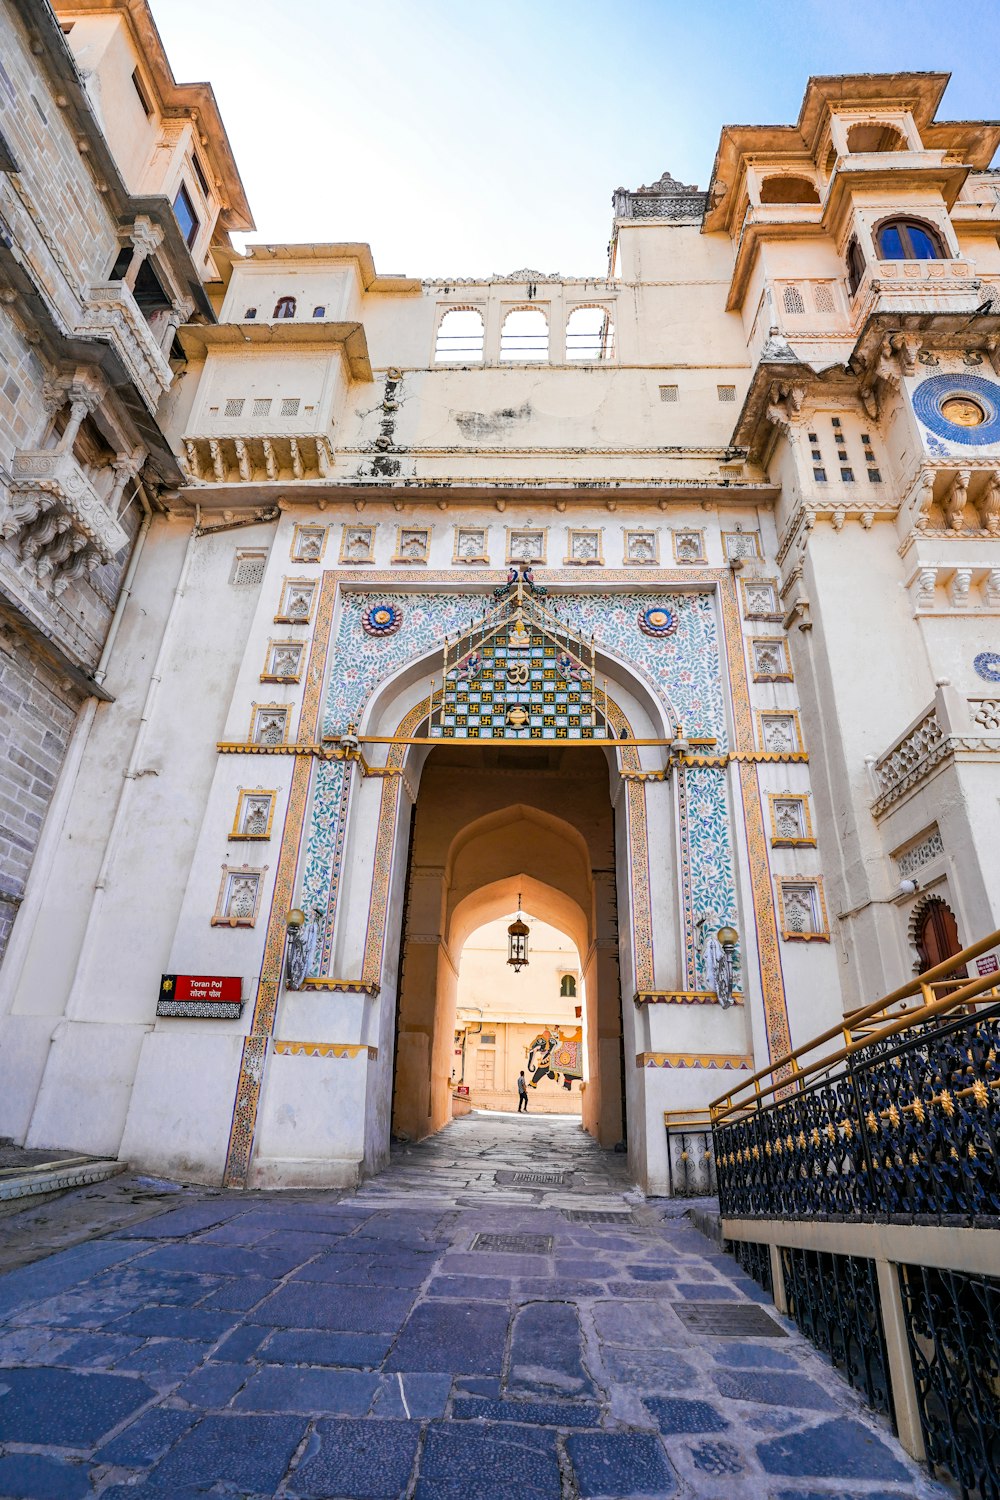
[0,1112,951,1498]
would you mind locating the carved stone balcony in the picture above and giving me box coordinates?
[76,281,173,414]
[3,448,128,593]
[181,433,334,486]
[869,687,1000,815]
[850,257,982,325]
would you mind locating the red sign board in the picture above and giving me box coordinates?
[976,954,1000,976]
[454,1085,470,1096]
[160,974,242,1002]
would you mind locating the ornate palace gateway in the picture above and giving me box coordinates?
[0,9,998,1196]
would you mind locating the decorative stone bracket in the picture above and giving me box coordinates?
[4,447,129,593]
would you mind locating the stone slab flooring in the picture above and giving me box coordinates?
[0,1112,951,1499]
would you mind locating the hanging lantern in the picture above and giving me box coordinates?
[507,896,529,972]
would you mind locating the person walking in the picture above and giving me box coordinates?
[517,1071,529,1112]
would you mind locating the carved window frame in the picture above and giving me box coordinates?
[453,527,489,565]
[624,529,660,565]
[231,788,278,841]
[774,876,830,942]
[671,528,707,565]
[249,702,292,745]
[393,526,431,565]
[505,527,547,565]
[722,530,762,561]
[261,639,305,684]
[211,863,268,927]
[740,576,783,620]
[290,523,327,563]
[339,524,376,565]
[274,577,317,624]
[565,527,604,566]
[750,636,794,682]
[767,792,816,848]
[755,709,805,755]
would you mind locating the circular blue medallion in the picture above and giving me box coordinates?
[911,373,1000,446]
[973,651,1000,683]
[638,605,678,638]
[362,603,402,637]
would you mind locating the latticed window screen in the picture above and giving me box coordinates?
[252,397,272,417]
[232,551,267,586]
[224,397,245,417]
[280,397,300,417]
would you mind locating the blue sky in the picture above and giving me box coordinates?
[151,0,1000,277]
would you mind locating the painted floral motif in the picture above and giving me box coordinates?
[638,605,678,637]
[300,757,349,971]
[362,603,403,636]
[680,765,739,987]
[973,651,1000,683]
[323,590,727,747]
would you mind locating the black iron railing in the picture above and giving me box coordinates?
[898,1262,1000,1500]
[710,938,1000,1225]
[663,1112,717,1197]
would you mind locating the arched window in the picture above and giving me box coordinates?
[312,305,326,318]
[434,307,484,363]
[559,974,577,998]
[876,219,945,261]
[846,237,866,296]
[782,286,806,314]
[759,175,820,206]
[273,296,297,319]
[500,307,548,362]
[846,121,907,154]
[566,306,615,361]
[244,307,257,320]
[914,897,965,975]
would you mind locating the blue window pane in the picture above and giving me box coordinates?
[909,226,939,259]
[173,184,199,247]
[878,225,904,258]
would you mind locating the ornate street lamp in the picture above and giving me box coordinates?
[507,895,529,973]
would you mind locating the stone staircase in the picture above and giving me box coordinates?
[0,1138,125,1215]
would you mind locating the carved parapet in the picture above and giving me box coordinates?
[77,281,173,413]
[871,705,948,814]
[5,448,127,592]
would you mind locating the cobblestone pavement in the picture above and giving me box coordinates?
[0,1112,950,1498]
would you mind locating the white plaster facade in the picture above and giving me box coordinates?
[2,36,999,1196]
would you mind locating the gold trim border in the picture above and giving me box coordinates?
[634,990,745,1006]
[637,1051,753,1069]
[273,1040,378,1059]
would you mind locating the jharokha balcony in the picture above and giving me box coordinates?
[5,446,129,593]
[77,280,175,415]
[181,432,334,486]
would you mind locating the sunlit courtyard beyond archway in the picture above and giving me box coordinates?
[453,915,586,1115]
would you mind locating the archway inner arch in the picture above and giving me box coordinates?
[390,747,624,1148]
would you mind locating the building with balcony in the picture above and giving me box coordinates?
[0,28,997,1412]
[0,0,250,963]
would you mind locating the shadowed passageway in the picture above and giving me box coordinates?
[0,1114,948,1497]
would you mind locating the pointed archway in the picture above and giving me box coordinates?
[390,752,624,1147]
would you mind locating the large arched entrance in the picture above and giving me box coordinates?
[390,745,624,1147]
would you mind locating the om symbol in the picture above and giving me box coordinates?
[507,662,529,685]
